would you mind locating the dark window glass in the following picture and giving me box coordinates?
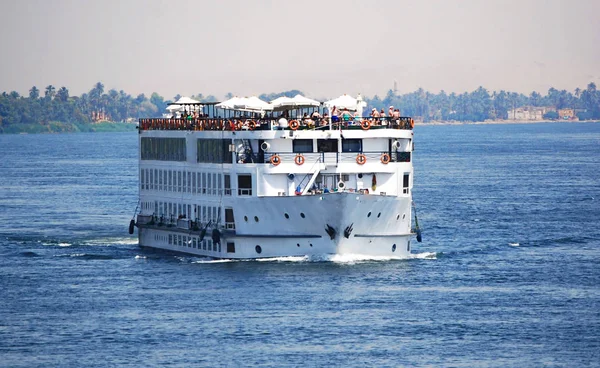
[342,139,362,152]
[293,139,313,153]
[317,139,338,152]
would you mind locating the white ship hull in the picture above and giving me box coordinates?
[139,193,413,259]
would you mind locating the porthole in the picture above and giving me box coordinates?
[396,214,400,220]
[300,213,305,218]
[402,214,406,220]
[377,212,381,218]
[407,241,410,252]
[244,216,248,222]
[367,212,371,218]
[392,244,397,252]
[358,173,363,178]
[255,245,262,254]
[284,213,289,219]
[254,216,259,222]
[297,243,300,247]
[309,243,313,247]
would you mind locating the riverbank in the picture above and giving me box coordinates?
[0,121,138,134]
[418,119,599,126]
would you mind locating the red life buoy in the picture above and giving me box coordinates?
[381,153,390,164]
[294,154,305,165]
[356,154,367,165]
[270,154,281,166]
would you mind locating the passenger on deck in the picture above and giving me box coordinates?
[389,106,394,117]
[311,110,321,120]
[321,113,329,126]
[340,109,352,125]
[331,106,339,123]
[393,108,400,119]
[380,109,387,125]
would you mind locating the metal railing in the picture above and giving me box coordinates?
[234,151,411,165]
[138,117,414,132]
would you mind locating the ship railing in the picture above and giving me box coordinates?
[244,151,410,165]
[138,117,414,132]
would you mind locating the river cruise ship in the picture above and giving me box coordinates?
[130,94,420,259]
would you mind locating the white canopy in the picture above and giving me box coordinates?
[217,96,273,112]
[324,94,367,111]
[175,96,201,105]
[270,94,321,111]
[166,104,182,112]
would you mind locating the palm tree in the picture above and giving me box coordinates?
[44,85,56,100]
[56,87,69,102]
[29,86,40,99]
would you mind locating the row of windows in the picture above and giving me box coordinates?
[141,168,231,196]
[168,234,221,252]
[142,201,221,224]
[293,139,362,153]
[141,138,187,161]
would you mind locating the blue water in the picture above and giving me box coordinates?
[1,124,599,367]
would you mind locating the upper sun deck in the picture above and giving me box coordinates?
[138,116,414,133]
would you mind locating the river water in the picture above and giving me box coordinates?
[1,123,599,367]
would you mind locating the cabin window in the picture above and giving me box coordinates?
[225,208,235,230]
[293,139,313,153]
[227,242,235,253]
[317,139,338,152]
[202,173,207,194]
[224,174,231,195]
[238,174,252,196]
[192,171,196,194]
[342,139,362,152]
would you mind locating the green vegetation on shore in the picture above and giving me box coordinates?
[1,82,599,134]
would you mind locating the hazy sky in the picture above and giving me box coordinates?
[1,0,599,100]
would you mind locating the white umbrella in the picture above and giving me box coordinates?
[166,104,182,112]
[175,96,200,105]
[233,96,273,112]
[270,94,321,111]
[216,96,243,110]
[324,94,366,111]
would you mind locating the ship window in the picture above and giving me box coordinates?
[193,238,197,248]
[237,174,252,196]
[225,208,235,230]
[377,212,381,218]
[244,216,248,222]
[254,216,259,223]
[407,241,410,252]
[255,245,262,254]
[342,139,362,152]
[192,171,196,194]
[227,242,235,253]
[183,171,187,192]
[168,234,172,244]
[317,139,338,152]
[140,169,145,191]
[403,173,410,188]
[367,212,371,217]
[392,244,397,252]
[284,213,289,219]
[207,173,213,195]
[293,139,313,153]
[187,172,192,193]
[300,213,305,218]
[218,174,222,195]
[202,173,207,194]
[224,174,231,196]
